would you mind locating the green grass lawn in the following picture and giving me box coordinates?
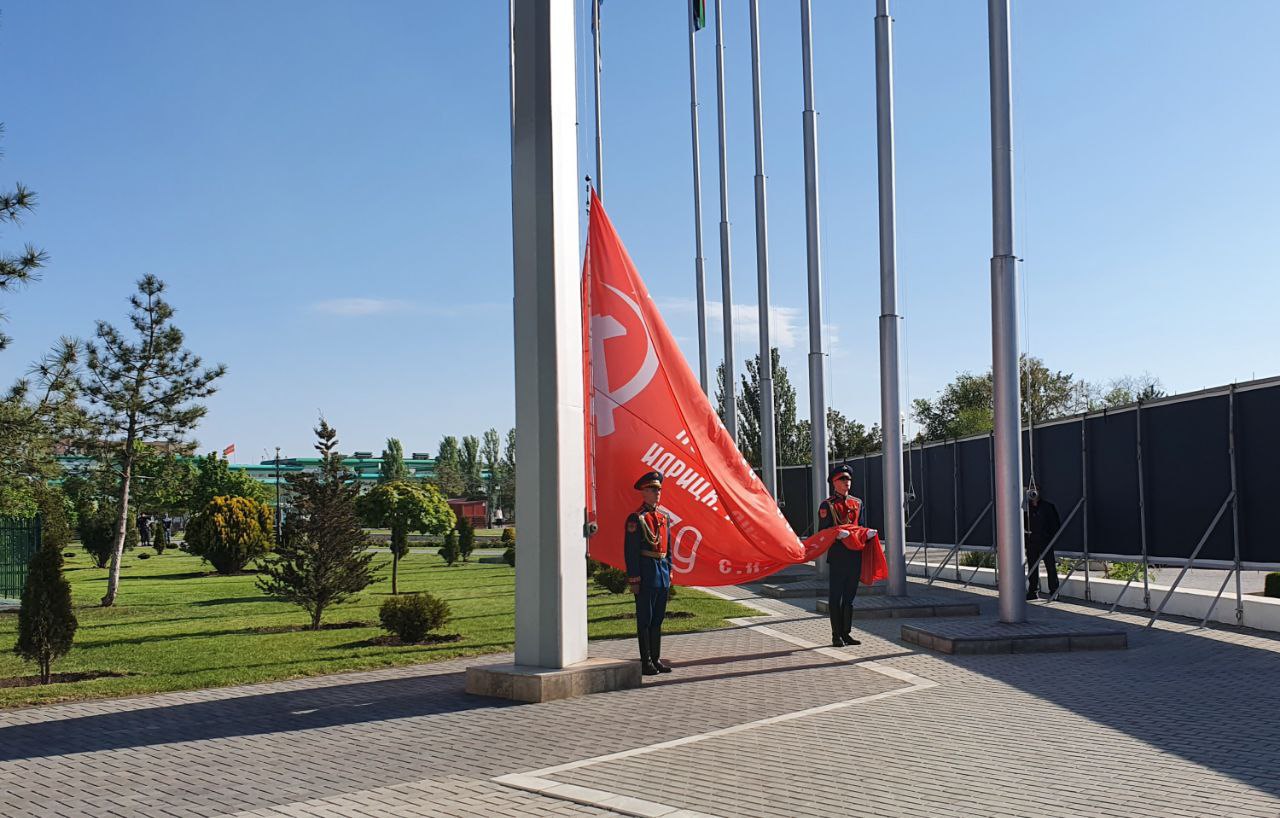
[0,546,755,709]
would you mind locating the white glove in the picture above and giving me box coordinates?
[836,529,851,540]
[868,529,878,539]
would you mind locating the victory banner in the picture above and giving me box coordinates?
[583,191,887,586]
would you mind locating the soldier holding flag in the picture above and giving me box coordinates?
[819,464,872,647]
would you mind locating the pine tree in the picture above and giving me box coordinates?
[481,428,501,524]
[1,122,49,353]
[380,438,410,483]
[80,276,225,606]
[716,348,806,467]
[460,435,483,498]
[14,544,78,684]
[257,419,378,629]
[495,428,516,519]
[433,436,464,498]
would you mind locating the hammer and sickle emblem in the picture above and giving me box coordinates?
[591,283,658,437]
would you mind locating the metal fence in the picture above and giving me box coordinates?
[771,377,1280,623]
[0,515,42,600]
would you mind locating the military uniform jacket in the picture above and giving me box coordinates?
[818,493,863,555]
[624,506,673,590]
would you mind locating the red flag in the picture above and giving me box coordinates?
[222,444,235,457]
[584,192,812,585]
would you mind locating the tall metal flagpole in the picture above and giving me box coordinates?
[713,0,737,442]
[875,0,907,596]
[988,0,1026,623]
[592,0,604,195]
[799,0,828,544]
[688,1,710,395]
[748,0,777,495]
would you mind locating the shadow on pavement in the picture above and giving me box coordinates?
[0,669,516,761]
[817,577,1280,802]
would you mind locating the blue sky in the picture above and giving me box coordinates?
[2,1,1277,462]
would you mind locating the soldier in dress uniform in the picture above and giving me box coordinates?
[819,464,866,648]
[624,470,674,676]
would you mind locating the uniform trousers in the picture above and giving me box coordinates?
[827,546,863,638]
[635,586,669,661]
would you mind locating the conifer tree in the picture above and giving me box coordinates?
[257,419,378,629]
[380,438,410,483]
[433,435,464,498]
[80,276,224,606]
[14,543,77,684]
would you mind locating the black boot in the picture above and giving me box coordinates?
[830,599,845,647]
[638,629,658,675]
[651,629,672,672]
[841,606,860,645]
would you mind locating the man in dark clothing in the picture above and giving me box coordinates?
[1025,487,1061,599]
[137,514,152,549]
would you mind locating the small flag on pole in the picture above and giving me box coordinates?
[692,0,706,31]
[222,444,235,458]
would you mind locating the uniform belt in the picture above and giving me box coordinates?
[640,549,667,559]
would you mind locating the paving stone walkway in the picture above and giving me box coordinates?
[2,577,1278,817]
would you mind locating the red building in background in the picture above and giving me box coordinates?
[447,499,487,530]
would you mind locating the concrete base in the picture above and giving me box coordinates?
[817,595,980,620]
[902,619,1127,655]
[465,658,640,703]
[759,579,888,599]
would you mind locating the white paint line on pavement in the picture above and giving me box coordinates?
[494,583,940,817]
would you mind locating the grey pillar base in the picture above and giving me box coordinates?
[902,620,1127,655]
[759,579,887,599]
[466,658,640,703]
[817,596,979,620]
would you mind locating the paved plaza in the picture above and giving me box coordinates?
[2,577,1277,818]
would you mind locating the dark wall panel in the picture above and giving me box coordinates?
[922,443,957,543]
[776,466,814,537]
[1084,410,1141,556]
[1032,420,1086,554]
[1144,396,1233,561]
[862,455,884,531]
[1236,388,1280,564]
[957,436,993,547]
[902,447,926,543]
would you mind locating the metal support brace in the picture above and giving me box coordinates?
[928,501,993,586]
[1146,492,1234,628]
[1046,559,1084,603]
[1199,568,1237,628]
[1136,400,1151,610]
[1106,574,1138,614]
[1228,385,1244,626]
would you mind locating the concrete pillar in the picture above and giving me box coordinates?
[511,0,587,668]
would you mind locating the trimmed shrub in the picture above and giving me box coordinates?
[1265,573,1280,599]
[185,495,275,574]
[379,592,451,643]
[458,517,475,562]
[503,546,515,567]
[438,531,460,566]
[500,527,515,545]
[594,565,630,594]
[586,557,602,578]
[14,545,78,683]
[77,505,138,568]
